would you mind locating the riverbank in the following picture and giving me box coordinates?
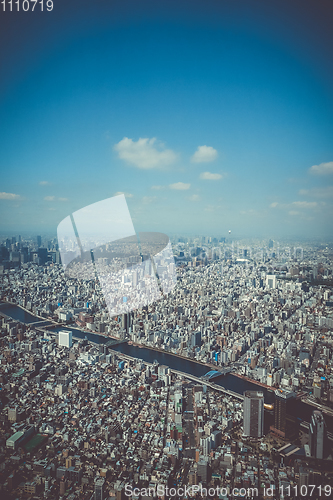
[232,373,275,392]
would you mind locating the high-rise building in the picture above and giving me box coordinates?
[191,331,201,347]
[266,274,277,289]
[55,250,61,264]
[58,330,72,348]
[200,436,211,456]
[94,477,105,500]
[309,410,326,459]
[38,247,48,265]
[120,312,132,332]
[132,270,138,287]
[37,235,42,247]
[270,389,298,439]
[197,458,208,483]
[243,391,264,438]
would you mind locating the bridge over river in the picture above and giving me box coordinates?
[201,367,233,381]
[171,369,244,401]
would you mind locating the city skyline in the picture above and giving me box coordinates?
[1,1,333,239]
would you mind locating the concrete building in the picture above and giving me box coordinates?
[58,330,72,348]
[266,274,277,289]
[270,389,297,440]
[243,391,264,438]
[309,410,326,460]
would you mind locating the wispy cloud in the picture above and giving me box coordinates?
[292,201,317,208]
[0,192,21,200]
[309,161,333,175]
[142,196,157,204]
[270,201,318,210]
[114,191,133,198]
[204,204,222,212]
[191,145,218,163]
[169,182,191,190]
[114,137,177,169]
[151,185,164,190]
[289,211,300,216]
[44,196,68,202]
[39,181,51,186]
[200,171,223,180]
[299,186,333,198]
[188,194,201,202]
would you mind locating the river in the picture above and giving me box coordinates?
[1,301,332,431]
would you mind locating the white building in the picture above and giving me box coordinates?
[266,274,277,289]
[58,330,72,348]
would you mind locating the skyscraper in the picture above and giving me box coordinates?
[309,410,326,459]
[243,391,264,438]
[37,247,48,265]
[37,235,42,247]
[94,477,105,500]
[266,274,277,289]
[197,458,208,483]
[58,330,72,348]
[191,331,201,347]
[270,389,298,439]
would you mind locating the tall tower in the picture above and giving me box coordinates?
[309,411,326,459]
[270,389,297,439]
[243,391,264,438]
[94,478,105,500]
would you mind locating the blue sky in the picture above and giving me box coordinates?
[1,0,333,239]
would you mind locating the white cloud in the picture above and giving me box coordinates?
[0,192,21,200]
[151,185,164,190]
[292,201,317,208]
[169,182,190,190]
[114,137,177,169]
[39,181,50,186]
[44,196,68,202]
[142,196,157,204]
[114,191,133,198]
[299,186,333,198]
[191,145,218,163]
[200,171,222,180]
[271,201,320,212]
[188,194,201,202]
[204,204,221,212]
[309,161,333,175]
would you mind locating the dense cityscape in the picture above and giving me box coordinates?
[2,0,333,499]
[0,234,332,498]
